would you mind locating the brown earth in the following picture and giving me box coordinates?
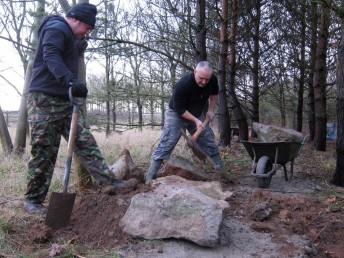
[7,141,344,257]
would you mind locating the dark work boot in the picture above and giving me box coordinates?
[145,159,163,184]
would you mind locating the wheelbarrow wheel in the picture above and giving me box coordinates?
[256,156,272,188]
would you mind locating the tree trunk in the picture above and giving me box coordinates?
[251,0,261,123]
[75,48,93,190]
[160,81,166,128]
[137,101,143,131]
[195,0,207,61]
[105,54,111,136]
[279,83,286,127]
[13,76,29,154]
[128,101,132,126]
[14,0,45,154]
[0,105,13,154]
[228,0,248,140]
[104,0,111,137]
[68,0,93,190]
[150,98,154,129]
[307,1,318,140]
[331,29,344,186]
[313,2,329,151]
[217,0,231,146]
[112,102,117,131]
[296,1,306,132]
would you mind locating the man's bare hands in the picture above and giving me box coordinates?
[195,119,205,132]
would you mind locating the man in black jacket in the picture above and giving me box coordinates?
[145,61,223,183]
[24,3,133,214]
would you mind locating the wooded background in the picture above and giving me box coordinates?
[1,0,344,186]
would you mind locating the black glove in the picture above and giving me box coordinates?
[76,38,88,54]
[68,79,88,98]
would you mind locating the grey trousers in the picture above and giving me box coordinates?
[152,109,221,165]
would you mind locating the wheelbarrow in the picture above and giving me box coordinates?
[241,136,308,188]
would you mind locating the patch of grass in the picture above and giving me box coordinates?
[0,217,13,234]
[82,250,122,258]
[95,128,161,164]
[323,158,336,179]
[0,154,28,196]
[30,244,123,258]
[0,217,18,256]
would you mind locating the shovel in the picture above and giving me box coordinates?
[45,88,82,229]
[180,117,216,166]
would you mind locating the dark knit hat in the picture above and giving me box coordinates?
[67,3,97,28]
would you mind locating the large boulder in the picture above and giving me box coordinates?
[252,122,304,143]
[120,176,232,247]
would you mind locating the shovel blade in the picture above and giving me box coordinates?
[45,192,76,229]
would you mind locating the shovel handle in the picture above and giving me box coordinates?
[63,105,79,194]
[191,116,210,141]
[63,88,83,193]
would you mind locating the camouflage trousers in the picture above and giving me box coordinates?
[25,92,113,204]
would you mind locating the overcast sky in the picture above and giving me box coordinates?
[0,41,24,111]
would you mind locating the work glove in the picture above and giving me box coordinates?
[68,79,88,98]
[76,38,88,54]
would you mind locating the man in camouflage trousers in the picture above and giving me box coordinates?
[24,3,133,214]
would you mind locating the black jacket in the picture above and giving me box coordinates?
[169,73,219,118]
[29,15,79,99]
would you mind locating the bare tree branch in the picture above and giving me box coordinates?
[0,74,22,96]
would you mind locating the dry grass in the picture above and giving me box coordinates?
[0,126,197,195]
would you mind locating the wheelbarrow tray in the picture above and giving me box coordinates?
[241,141,302,165]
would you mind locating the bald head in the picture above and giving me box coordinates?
[194,61,213,87]
[195,61,213,71]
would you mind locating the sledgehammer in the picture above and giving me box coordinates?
[180,117,215,166]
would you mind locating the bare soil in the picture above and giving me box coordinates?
[3,141,344,257]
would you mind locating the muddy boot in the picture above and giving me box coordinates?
[102,178,138,195]
[145,159,162,184]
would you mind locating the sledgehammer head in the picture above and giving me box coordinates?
[180,129,208,161]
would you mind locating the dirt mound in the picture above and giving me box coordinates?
[52,185,151,248]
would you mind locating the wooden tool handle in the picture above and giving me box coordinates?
[66,105,79,158]
[191,116,210,141]
[63,105,79,194]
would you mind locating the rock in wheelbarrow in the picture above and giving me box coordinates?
[101,178,139,195]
